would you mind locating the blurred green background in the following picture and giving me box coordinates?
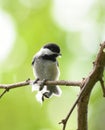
[0,0,105,130]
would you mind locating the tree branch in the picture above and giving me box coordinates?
[77,43,105,130]
[0,80,81,98]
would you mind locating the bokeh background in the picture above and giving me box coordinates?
[0,0,105,130]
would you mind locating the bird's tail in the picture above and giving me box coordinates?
[32,83,62,103]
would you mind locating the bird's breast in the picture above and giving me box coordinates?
[33,58,60,80]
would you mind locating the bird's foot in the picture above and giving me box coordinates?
[43,92,49,98]
[33,78,39,84]
[39,79,47,91]
[42,92,49,102]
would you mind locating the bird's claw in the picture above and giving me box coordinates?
[42,92,49,102]
[39,79,47,91]
[33,78,39,84]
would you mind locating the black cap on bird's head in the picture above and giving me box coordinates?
[43,43,61,55]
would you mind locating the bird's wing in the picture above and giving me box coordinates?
[32,57,36,65]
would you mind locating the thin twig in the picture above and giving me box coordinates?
[0,86,10,99]
[0,89,8,98]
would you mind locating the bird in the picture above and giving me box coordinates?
[32,43,62,103]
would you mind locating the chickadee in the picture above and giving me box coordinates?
[32,43,62,103]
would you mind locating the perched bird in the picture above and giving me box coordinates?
[32,43,62,103]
